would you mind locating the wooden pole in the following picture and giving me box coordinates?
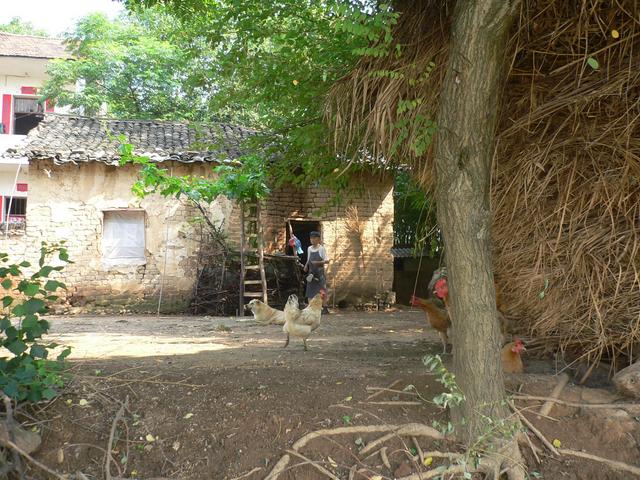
[257,201,268,304]
[239,201,246,316]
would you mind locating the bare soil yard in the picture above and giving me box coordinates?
[17,310,640,479]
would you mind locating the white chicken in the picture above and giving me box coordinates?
[283,294,323,351]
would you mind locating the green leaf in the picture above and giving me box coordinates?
[23,298,46,315]
[21,283,40,297]
[42,387,57,400]
[0,316,10,330]
[1,278,13,290]
[30,344,48,359]
[35,266,54,278]
[587,57,599,70]
[5,340,27,355]
[44,280,62,292]
[22,314,38,329]
[3,380,19,398]
[19,261,30,267]
[2,296,13,307]
[57,347,72,361]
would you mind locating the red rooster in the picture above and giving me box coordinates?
[432,273,510,338]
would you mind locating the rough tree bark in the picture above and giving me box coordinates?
[432,0,524,477]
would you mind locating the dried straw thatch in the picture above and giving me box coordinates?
[327,0,640,366]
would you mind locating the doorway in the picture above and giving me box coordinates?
[13,97,44,135]
[286,220,321,265]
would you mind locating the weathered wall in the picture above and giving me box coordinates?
[228,171,394,305]
[0,160,231,313]
[0,162,393,311]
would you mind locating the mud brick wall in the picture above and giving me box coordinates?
[0,160,232,313]
[0,161,393,311]
[257,171,394,304]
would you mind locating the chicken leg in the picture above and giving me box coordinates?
[303,338,308,352]
[438,331,448,354]
[283,334,290,348]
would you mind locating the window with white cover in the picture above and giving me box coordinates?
[102,210,146,265]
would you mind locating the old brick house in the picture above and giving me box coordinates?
[0,113,393,312]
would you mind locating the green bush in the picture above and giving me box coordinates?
[0,242,71,402]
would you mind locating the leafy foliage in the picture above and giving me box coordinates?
[394,170,441,256]
[121,144,270,203]
[0,243,72,402]
[42,10,215,120]
[121,0,399,191]
[422,355,521,472]
[0,17,50,37]
[423,354,464,411]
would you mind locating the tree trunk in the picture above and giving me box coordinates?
[432,0,518,446]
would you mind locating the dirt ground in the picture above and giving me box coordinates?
[18,310,640,479]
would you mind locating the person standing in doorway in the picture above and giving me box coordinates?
[303,231,330,314]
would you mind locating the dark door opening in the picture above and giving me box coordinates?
[13,97,44,135]
[286,220,321,265]
[13,113,43,135]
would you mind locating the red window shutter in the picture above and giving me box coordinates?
[45,99,54,112]
[16,183,27,192]
[20,86,37,95]
[2,94,11,134]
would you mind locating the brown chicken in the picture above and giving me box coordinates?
[432,275,510,338]
[501,338,526,373]
[411,295,451,354]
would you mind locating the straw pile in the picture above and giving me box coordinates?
[327,0,640,366]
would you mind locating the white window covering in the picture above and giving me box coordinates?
[102,211,146,266]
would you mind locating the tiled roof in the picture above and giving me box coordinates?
[10,114,257,165]
[391,247,431,258]
[0,32,69,59]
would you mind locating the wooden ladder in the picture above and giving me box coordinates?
[239,200,268,315]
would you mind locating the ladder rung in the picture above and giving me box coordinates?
[244,265,260,270]
[243,292,265,298]
[244,280,263,285]
[244,217,258,221]
[247,233,258,237]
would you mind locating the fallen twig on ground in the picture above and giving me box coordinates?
[105,397,128,480]
[265,423,443,479]
[538,373,569,417]
[360,401,423,406]
[229,466,262,480]
[380,446,391,469]
[508,400,559,456]
[359,424,443,456]
[365,379,402,401]
[80,375,204,388]
[1,438,66,480]
[521,431,541,464]
[513,394,639,411]
[286,450,340,480]
[396,464,476,480]
[559,449,640,477]
[365,387,417,396]
[411,436,424,464]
